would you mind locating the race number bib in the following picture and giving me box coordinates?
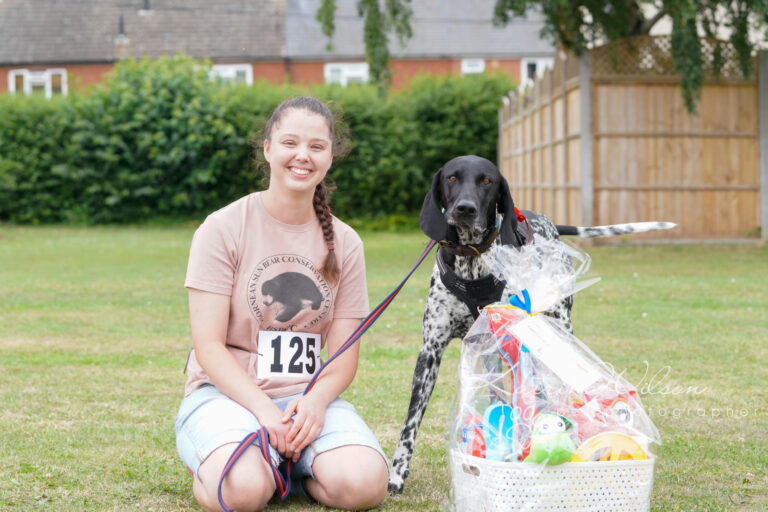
[257,331,321,379]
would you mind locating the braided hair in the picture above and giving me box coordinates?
[259,97,350,286]
[312,181,339,285]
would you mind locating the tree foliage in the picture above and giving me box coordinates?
[494,0,767,111]
[317,0,767,111]
[317,0,413,95]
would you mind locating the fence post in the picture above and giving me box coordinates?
[579,52,594,227]
[498,96,505,169]
[562,54,570,223]
[759,50,768,242]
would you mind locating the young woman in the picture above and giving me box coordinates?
[175,97,388,511]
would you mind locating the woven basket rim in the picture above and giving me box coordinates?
[450,448,656,470]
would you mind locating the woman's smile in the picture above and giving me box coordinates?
[288,165,312,178]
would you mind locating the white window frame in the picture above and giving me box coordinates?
[519,57,555,89]
[210,64,253,86]
[461,59,486,75]
[324,62,369,86]
[8,68,68,98]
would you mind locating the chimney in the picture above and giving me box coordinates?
[114,14,130,59]
[139,0,152,16]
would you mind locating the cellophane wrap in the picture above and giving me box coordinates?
[448,236,660,511]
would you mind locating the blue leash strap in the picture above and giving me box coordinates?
[217,428,291,511]
[216,239,437,510]
[304,239,437,393]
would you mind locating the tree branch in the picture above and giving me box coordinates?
[638,6,668,34]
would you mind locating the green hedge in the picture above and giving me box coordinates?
[0,54,514,224]
[0,95,74,223]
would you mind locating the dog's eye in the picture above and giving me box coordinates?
[482,177,491,185]
[448,176,457,183]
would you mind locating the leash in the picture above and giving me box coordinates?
[216,239,438,511]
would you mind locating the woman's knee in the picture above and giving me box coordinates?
[312,447,388,509]
[344,467,388,508]
[329,471,388,509]
[195,444,276,512]
[221,469,275,511]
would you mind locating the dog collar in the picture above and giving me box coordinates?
[438,226,499,257]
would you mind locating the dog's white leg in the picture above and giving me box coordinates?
[389,288,458,493]
[388,337,451,493]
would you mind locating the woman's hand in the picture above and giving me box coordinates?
[282,395,327,460]
[257,404,297,461]
[277,318,364,461]
[189,290,299,459]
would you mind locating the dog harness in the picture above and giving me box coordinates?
[436,248,506,319]
[436,209,531,319]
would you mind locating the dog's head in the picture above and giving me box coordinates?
[419,155,519,245]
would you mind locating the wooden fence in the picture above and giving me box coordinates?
[498,36,768,242]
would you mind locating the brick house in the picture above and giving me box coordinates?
[0,0,555,97]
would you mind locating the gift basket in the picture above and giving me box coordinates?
[449,236,660,512]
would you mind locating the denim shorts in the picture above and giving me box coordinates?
[175,384,387,484]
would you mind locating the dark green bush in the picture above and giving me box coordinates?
[400,73,514,181]
[60,55,243,222]
[0,95,73,223]
[315,73,514,218]
[0,54,514,224]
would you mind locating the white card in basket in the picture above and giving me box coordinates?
[507,317,600,393]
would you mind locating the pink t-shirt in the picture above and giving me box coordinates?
[184,192,369,398]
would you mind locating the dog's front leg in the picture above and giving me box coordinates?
[388,285,457,493]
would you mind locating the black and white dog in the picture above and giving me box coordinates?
[387,155,673,493]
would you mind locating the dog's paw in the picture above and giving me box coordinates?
[388,466,407,494]
[387,480,405,494]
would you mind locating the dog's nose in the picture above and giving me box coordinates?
[455,200,477,217]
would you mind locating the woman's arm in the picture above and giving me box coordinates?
[282,317,362,453]
[188,288,297,459]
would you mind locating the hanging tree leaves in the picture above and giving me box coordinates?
[317,0,767,110]
[317,0,413,96]
[493,0,768,112]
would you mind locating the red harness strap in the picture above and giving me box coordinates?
[515,207,532,242]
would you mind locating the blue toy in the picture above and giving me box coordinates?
[483,403,515,461]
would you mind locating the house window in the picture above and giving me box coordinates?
[519,58,554,88]
[8,69,68,98]
[211,64,253,85]
[461,59,485,75]
[324,62,369,86]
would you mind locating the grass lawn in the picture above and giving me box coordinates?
[1,225,766,511]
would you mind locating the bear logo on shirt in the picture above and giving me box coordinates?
[262,272,323,322]
[248,254,332,330]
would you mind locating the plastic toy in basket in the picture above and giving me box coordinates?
[448,236,661,512]
[461,413,485,458]
[523,413,576,465]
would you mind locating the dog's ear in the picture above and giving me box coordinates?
[419,168,449,241]
[496,174,520,245]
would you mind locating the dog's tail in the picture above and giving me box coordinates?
[556,222,676,238]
